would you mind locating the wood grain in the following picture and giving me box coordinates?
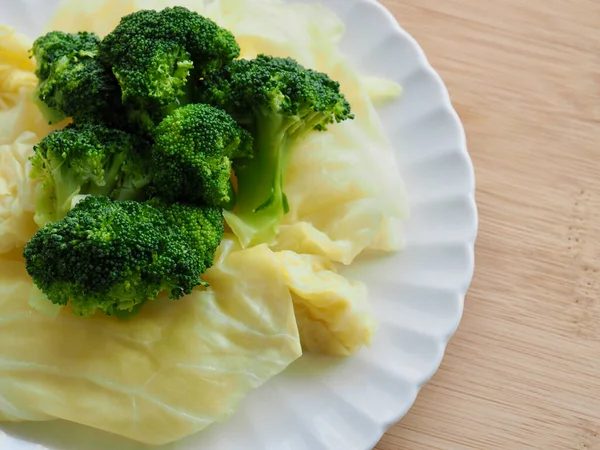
[375,0,600,449]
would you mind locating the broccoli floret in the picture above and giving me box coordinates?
[149,199,225,273]
[23,196,215,317]
[31,31,99,80]
[99,6,240,132]
[30,122,151,226]
[198,54,354,247]
[151,104,253,208]
[31,31,123,125]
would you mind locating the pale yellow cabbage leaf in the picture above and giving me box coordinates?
[0,26,37,111]
[276,251,375,356]
[217,0,344,69]
[0,132,41,254]
[0,26,53,143]
[0,239,301,445]
[0,27,59,254]
[361,75,404,106]
[274,56,408,263]
[46,0,222,36]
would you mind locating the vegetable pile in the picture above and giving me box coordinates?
[23,6,354,317]
[0,0,409,443]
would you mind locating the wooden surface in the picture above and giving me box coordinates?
[375,1,600,449]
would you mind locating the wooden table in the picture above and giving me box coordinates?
[375,1,600,449]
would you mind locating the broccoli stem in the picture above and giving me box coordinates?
[54,173,84,219]
[86,152,128,197]
[111,173,153,201]
[227,112,297,247]
[36,154,84,226]
[32,171,81,227]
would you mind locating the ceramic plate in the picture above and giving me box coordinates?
[0,0,477,448]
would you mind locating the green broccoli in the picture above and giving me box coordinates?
[99,6,240,132]
[151,104,253,208]
[198,54,354,247]
[30,122,151,226]
[149,199,225,273]
[31,31,123,125]
[23,196,223,317]
[31,31,99,80]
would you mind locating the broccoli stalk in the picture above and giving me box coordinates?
[199,55,354,247]
[227,113,292,245]
[111,144,154,202]
[32,144,127,225]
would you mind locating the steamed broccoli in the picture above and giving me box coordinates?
[23,196,223,317]
[30,122,151,226]
[151,104,253,208]
[198,54,354,246]
[99,6,240,132]
[149,199,225,273]
[31,31,123,125]
[31,31,99,80]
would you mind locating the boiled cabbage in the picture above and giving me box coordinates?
[0,26,55,144]
[0,27,59,254]
[361,75,404,106]
[0,132,41,254]
[276,251,375,356]
[46,0,222,36]
[274,56,408,263]
[0,238,301,444]
[0,26,37,112]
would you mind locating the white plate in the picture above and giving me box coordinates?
[0,0,477,448]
